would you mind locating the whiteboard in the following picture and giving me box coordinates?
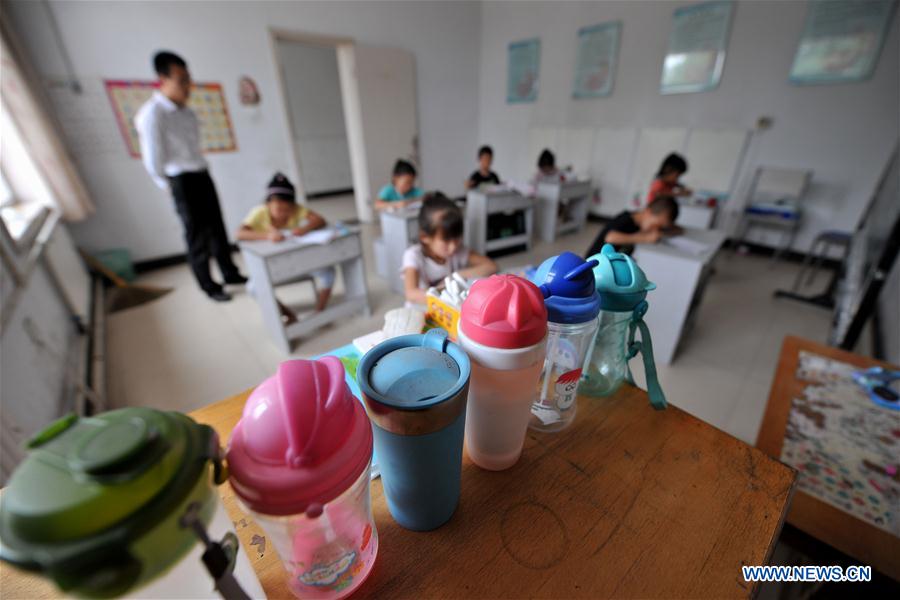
[557,128,594,180]
[590,127,638,216]
[628,127,688,206]
[527,127,560,177]
[683,128,749,196]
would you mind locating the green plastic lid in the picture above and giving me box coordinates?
[0,408,219,595]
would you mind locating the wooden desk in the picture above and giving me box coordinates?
[465,188,534,256]
[633,227,727,365]
[1,383,795,598]
[240,232,370,353]
[535,180,592,243]
[756,336,900,580]
[28,386,805,598]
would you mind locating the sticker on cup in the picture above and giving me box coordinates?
[298,551,356,588]
[555,369,581,411]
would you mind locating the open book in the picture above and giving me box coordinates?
[281,227,342,246]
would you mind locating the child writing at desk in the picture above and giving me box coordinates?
[585,195,680,256]
[648,153,692,203]
[465,145,501,189]
[402,192,497,305]
[375,159,424,211]
[236,173,334,322]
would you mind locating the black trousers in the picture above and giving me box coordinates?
[169,171,240,294]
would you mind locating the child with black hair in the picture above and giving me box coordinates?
[648,153,691,204]
[401,192,497,305]
[465,145,501,190]
[375,159,424,211]
[585,195,681,256]
[237,173,334,321]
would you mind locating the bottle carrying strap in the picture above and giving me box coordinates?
[180,502,252,600]
[625,302,667,411]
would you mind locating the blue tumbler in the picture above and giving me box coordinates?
[357,329,470,531]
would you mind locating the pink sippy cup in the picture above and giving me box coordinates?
[227,357,377,599]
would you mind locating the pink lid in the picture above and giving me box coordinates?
[226,357,372,516]
[459,274,548,349]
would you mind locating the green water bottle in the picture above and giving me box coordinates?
[0,408,265,598]
[579,244,667,410]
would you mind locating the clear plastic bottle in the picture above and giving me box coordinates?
[579,243,668,411]
[528,252,602,432]
[579,310,631,397]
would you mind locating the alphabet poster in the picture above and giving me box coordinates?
[105,80,237,158]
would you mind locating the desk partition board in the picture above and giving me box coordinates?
[590,127,638,216]
[627,127,688,206]
[780,351,899,535]
[790,0,897,85]
[105,80,237,158]
[683,128,749,198]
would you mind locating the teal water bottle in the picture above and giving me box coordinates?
[579,244,667,410]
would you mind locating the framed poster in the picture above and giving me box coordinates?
[572,21,622,99]
[789,0,896,85]
[105,80,237,158]
[507,38,540,103]
[660,1,734,94]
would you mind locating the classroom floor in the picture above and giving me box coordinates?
[106,193,834,447]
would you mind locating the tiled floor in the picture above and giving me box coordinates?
[107,194,834,445]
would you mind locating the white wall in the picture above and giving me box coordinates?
[276,40,353,195]
[476,0,899,252]
[4,0,481,261]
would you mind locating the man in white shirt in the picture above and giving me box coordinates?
[134,51,245,302]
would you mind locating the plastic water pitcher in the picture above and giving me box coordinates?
[580,244,667,410]
[227,358,377,599]
[0,409,265,599]
[458,274,548,470]
[357,329,470,531]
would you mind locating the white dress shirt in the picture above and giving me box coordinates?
[134,91,207,190]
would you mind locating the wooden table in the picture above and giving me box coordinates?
[2,385,795,598]
[240,231,371,353]
[756,336,900,580]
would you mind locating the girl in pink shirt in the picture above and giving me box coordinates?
[648,153,691,204]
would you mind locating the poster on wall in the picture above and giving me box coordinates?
[105,80,237,158]
[660,0,734,95]
[572,21,621,99]
[789,0,896,85]
[507,38,540,103]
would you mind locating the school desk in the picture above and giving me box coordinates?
[239,231,371,353]
[378,206,420,294]
[465,187,534,255]
[535,179,592,243]
[633,226,728,365]
[5,380,796,599]
[756,336,900,580]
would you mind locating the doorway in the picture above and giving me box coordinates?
[274,39,353,199]
[270,29,419,224]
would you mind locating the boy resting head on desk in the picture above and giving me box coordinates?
[402,192,497,305]
[375,159,424,212]
[236,173,335,321]
[585,195,680,256]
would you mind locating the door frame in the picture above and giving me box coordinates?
[268,28,373,222]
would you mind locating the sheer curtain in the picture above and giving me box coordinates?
[0,17,94,221]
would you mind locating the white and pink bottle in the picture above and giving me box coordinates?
[458,275,548,470]
[227,357,377,599]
